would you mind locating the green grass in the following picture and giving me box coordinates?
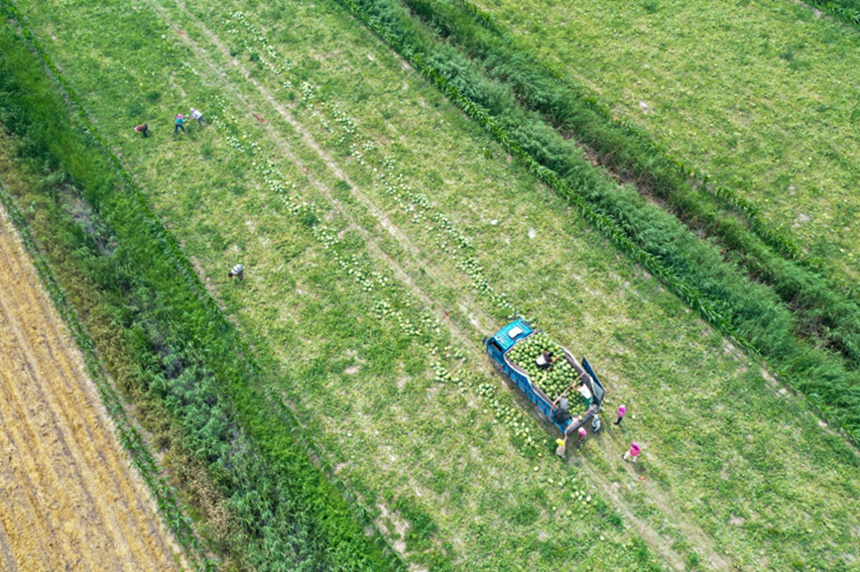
[470,0,860,286]
[319,0,860,440]
[5,0,860,570]
[0,13,406,572]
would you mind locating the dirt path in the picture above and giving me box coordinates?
[0,204,183,571]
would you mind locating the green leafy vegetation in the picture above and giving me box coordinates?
[805,0,860,27]
[2,0,860,570]
[0,16,404,572]
[464,0,860,284]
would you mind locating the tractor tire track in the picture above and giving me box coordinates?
[144,0,495,355]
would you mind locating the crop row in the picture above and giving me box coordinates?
[194,41,553,460]
[434,0,860,362]
[320,0,860,444]
[145,9,658,566]
[209,11,597,460]
[0,8,407,571]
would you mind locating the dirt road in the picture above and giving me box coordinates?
[0,205,183,571]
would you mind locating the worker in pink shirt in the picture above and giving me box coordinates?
[623,442,641,463]
[615,405,626,426]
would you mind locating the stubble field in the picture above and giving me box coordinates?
[0,205,183,572]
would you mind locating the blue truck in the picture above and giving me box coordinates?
[485,319,605,439]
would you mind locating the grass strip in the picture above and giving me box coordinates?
[397,0,860,369]
[804,0,860,27]
[438,0,860,358]
[326,0,860,443]
[0,13,404,572]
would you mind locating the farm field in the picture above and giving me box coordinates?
[0,204,183,571]
[469,0,860,284]
[2,1,860,572]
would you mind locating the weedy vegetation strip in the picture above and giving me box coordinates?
[326,0,860,443]
[382,0,860,368]
[802,0,860,27]
[0,11,405,572]
[0,24,208,570]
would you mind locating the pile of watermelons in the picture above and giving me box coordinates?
[506,332,588,412]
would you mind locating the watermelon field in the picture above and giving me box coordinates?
[463,0,860,284]
[0,0,859,570]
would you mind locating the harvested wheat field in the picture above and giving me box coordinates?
[0,207,183,572]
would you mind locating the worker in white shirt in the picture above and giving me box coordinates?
[577,380,592,409]
[190,108,206,125]
[228,263,244,280]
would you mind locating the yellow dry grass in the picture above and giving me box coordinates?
[0,205,184,571]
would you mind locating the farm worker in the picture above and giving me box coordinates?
[552,395,571,424]
[134,123,150,137]
[536,351,555,370]
[555,436,567,457]
[623,442,641,463]
[577,380,593,409]
[228,263,244,280]
[174,114,186,133]
[615,405,626,426]
[577,427,587,444]
[190,108,205,125]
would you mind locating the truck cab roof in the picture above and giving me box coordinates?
[490,318,533,353]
